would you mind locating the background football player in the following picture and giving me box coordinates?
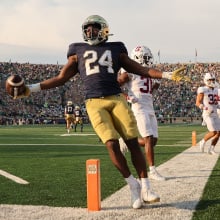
[74,105,83,132]
[118,46,166,181]
[64,101,75,134]
[196,73,220,155]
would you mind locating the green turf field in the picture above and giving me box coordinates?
[0,123,219,219]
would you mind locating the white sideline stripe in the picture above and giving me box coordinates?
[0,169,29,185]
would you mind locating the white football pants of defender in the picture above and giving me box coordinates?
[131,102,158,138]
[203,113,220,131]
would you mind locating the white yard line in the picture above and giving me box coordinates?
[0,169,29,185]
[61,133,96,136]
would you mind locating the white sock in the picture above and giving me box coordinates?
[125,174,137,187]
[141,178,150,191]
[210,145,215,150]
[149,166,155,172]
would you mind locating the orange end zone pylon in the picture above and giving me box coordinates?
[192,131,197,147]
[86,159,101,211]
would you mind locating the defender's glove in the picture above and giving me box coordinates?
[162,67,190,82]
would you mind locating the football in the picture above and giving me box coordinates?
[5,74,26,98]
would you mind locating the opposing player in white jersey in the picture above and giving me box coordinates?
[196,73,220,155]
[214,81,220,117]
[118,46,166,180]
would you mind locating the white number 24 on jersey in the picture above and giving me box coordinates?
[83,50,114,75]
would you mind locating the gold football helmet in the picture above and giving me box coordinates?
[82,15,112,45]
[67,101,73,105]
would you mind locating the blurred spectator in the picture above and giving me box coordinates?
[1,61,220,125]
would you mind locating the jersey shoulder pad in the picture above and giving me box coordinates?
[197,86,206,94]
[67,42,87,58]
[106,41,128,54]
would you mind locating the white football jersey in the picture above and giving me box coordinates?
[123,73,158,137]
[197,86,218,115]
[126,73,154,113]
[218,88,220,117]
[197,86,220,131]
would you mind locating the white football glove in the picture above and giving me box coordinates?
[119,138,128,155]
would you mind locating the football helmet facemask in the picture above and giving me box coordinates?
[82,15,112,45]
[130,46,154,67]
[204,73,216,88]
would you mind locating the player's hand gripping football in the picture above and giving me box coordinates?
[13,86,31,99]
[5,74,31,99]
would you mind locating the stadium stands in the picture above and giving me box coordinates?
[1,62,220,125]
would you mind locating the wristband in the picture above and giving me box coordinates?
[28,83,41,93]
[154,79,161,84]
[162,72,172,80]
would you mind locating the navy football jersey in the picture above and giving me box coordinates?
[67,42,128,99]
[74,109,82,117]
[65,105,74,114]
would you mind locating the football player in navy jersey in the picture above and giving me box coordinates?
[16,15,187,209]
[74,105,83,132]
[64,101,75,134]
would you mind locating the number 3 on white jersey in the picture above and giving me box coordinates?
[84,50,114,75]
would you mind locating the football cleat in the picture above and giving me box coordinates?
[149,169,166,181]
[141,188,160,204]
[207,146,218,155]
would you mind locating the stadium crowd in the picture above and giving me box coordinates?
[0,61,220,125]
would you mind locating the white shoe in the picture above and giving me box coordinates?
[129,181,142,209]
[141,188,160,204]
[199,140,205,153]
[119,138,128,155]
[207,146,218,155]
[149,169,166,181]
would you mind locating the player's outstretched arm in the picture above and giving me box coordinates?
[120,53,187,82]
[9,55,78,99]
